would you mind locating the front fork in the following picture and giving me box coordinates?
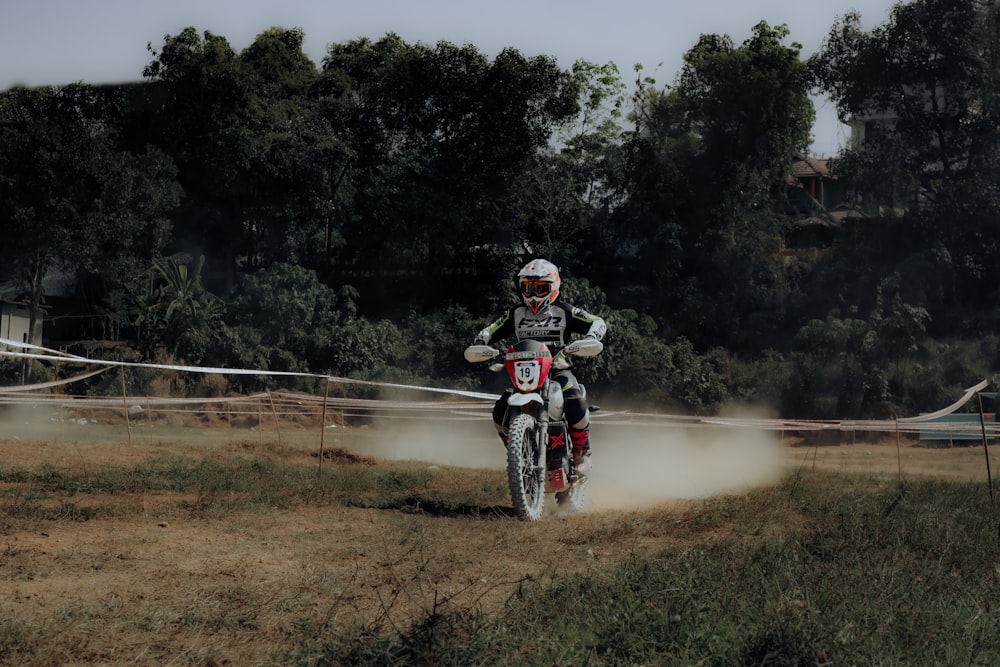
[508,403,548,479]
[509,389,569,490]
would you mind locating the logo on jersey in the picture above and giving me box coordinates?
[517,314,564,330]
[515,308,566,341]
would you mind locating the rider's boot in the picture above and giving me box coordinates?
[569,427,591,477]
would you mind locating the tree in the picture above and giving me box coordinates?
[141,28,246,280]
[127,255,225,362]
[612,22,814,349]
[516,60,628,270]
[226,262,338,356]
[812,1,992,183]
[143,27,343,280]
[236,28,352,268]
[321,35,580,313]
[681,22,814,175]
[0,84,179,362]
[811,0,1000,331]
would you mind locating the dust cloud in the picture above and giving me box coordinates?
[340,417,506,471]
[339,414,788,512]
[583,422,786,510]
[2,394,789,513]
[0,403,67,440]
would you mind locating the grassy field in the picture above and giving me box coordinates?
[1,409,999,665]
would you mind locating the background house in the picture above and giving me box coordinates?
[0,298,41,348]
[1,280,39,347]
[781,155,865,256]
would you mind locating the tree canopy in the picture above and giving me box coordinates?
[3,2,1000,420]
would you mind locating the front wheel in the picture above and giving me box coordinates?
[506,413,545,521]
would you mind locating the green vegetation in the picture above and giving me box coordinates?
[3,0,1000,419]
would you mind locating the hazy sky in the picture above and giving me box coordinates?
[1,0,902,156]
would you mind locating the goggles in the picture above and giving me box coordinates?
[520,280,552,297]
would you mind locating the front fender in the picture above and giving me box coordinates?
[508,392,544,407]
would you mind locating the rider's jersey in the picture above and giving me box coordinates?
[474,300,607,346]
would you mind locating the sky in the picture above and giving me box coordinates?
[1,0,902,157]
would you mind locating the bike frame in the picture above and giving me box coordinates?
[502,340,571,492]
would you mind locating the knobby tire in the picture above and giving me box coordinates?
[506,413,545,521]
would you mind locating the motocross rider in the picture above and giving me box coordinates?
[472,259,607,476]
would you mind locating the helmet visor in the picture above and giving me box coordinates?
[521,280,552,297]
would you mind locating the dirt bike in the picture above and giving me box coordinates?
[464,337,603,521]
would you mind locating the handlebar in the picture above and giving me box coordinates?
[562,338,604,358]
[463,345,500,363]
[463,338,603,364]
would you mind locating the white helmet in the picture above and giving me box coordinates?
[517,259,560,314]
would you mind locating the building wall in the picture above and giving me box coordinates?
[0,301,42,347]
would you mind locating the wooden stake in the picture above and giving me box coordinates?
[318,378,330,474]
[978,392,994,504]
[257,399,263,445]
[145,396,152,444]
[895,419,902,482]
[120,367,132,446]
[266,390,282,446]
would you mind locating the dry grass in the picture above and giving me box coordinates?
[1,409,998,665]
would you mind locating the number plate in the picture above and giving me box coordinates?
[512,360,541,391]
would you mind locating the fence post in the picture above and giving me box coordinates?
[318,378,330,474]
[978,392,994,504]
[119,367,132,446]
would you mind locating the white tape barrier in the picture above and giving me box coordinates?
[0,366,109,393]
[0,337,499,401]
[897,379,989,422]
[1,338,993,434]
